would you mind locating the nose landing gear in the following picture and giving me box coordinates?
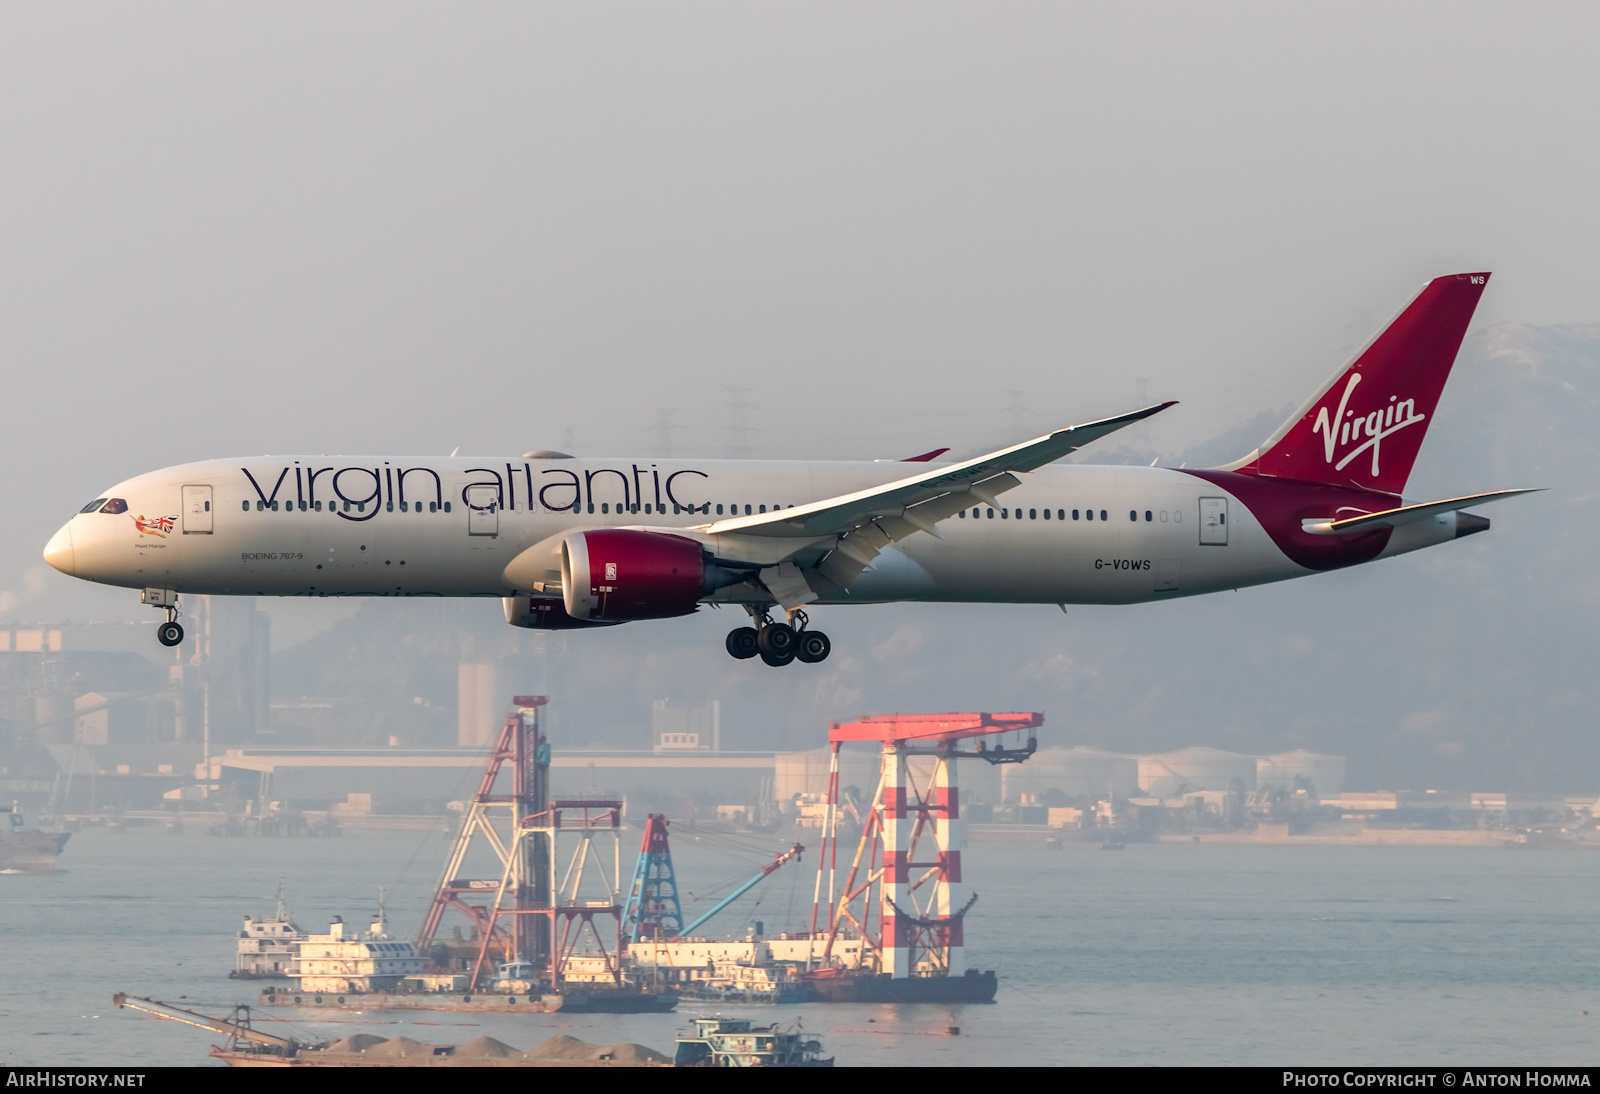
[726,609,829,666]
[143,588,184,647]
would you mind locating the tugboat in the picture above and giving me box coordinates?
[673,1018,832,1067]
[0,802,68,873]
[231,877,306,979]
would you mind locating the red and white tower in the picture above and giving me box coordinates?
[814,712,1040,979]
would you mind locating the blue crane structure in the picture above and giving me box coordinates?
[621,812,804,943]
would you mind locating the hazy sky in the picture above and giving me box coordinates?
[5,2,1600,622]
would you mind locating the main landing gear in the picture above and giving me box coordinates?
[726,609,830,667]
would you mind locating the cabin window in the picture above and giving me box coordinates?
[601,503,609,514]
[744,504,752,515]
[1145,510,1153,521]
[759,505,766,513]
[444,502,451,512]
[716,504,723,515]
[1001,508,1008,519]
[1030,508,1037,520]
[673,503,681,514]
[1129,510,1136,521]
[1057,509,1064,520]
[1160,510,1168,522]
[385,501,392,512]
[643,503,652,514]
[1042,508,1050,520]
[399,501,407,512]
[987,508,994,519]
[958,509,966,518]
[270,500,278,511]
[241,501,249,512]
[1100,510,1107,521]
[1071,509,1079,520]
[1085,509,1092,520]
[315,500,323,511]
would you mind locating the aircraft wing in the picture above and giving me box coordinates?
[703,401,1176,597]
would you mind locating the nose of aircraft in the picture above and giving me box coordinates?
[43,522,75,575]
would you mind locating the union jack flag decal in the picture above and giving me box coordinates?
[132,514,176,537]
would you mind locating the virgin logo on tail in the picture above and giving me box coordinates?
[1310,372,1426,478]
[1247,272,1489,494]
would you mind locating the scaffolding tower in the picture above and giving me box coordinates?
[416,696,626,990]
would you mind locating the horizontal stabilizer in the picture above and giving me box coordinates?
[1300,488,1540,536]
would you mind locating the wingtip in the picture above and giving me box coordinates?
[1132,399,1178,419]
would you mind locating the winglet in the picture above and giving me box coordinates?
[901,448,950,463]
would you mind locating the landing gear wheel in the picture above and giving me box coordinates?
[795,630,831,663]
[756,622,797,658]
[157,622,184,647]
[725,627,760,660]
[760,647,796,667]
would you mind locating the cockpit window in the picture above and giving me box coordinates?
[80,499,107,514]
[99,498,128,515]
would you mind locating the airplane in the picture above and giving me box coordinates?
[43,272,1534,666]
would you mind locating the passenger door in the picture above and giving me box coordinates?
[181,485,213,534]
[466,485,499,536]
[1199,497,1228,546]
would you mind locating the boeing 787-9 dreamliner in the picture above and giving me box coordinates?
[44,272,1533,666]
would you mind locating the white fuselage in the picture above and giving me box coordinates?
[45,455,1465,610]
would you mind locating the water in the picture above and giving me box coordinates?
[2,828,1596,1066]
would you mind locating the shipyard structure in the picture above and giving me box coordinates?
[253,698,1038,1010]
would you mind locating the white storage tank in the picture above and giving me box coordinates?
[1256,750,1346,798]
[773,747,880,804]
[1138,747,1258,798]
[1002,747,1139,803]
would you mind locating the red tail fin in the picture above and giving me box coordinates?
[1235,272,1490,494]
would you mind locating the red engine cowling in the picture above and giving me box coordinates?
[561,530,709,621]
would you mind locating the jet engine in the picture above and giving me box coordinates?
[560,529,742,621]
